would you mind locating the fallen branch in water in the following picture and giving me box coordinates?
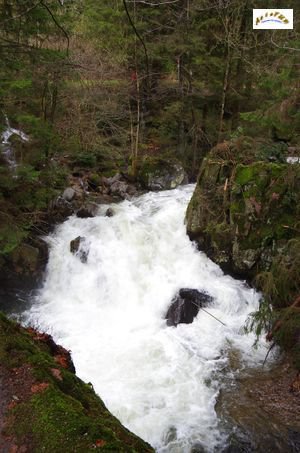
[190,300,227,326]
[262,341,276,367]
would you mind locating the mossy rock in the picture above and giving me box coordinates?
[187,154,300,367]
[186,157,300,278]
[138,157,187,191]
[0,313,153,452]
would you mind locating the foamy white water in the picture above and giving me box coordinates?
[25,185,268,452]
[1,114,29,168]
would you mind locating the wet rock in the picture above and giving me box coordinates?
[127,184,137,196]
[216,359,300,453]
[138,157,187,191]
[165,288,213,326]
[191,443,206,453]
[105,208,114,217]
[76,202,98,218]
[52,196,74,220]
[70,236,89,263]
[222,427,255,453]
[62,187,75,202]
[110,180,128,198]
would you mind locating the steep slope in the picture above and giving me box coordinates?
[0,313,153,453]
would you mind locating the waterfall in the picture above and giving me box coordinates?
[1,114,29,169]
[25,185,268,452]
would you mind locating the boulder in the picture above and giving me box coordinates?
[109,180,128,198]
[51,196,74,220]
[76,202,98,218]
[186,158,300,280]
[62,187,75,202]
[70,236,89,263]
[127,184,137,196]
[138,157,187,191]
[108,173,122,184]
[165,288,213,326]
[105,208,114,217]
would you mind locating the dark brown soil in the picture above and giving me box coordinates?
[0,364,35,452]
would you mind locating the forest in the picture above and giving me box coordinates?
[0,1,299,247]
[0,1,300,452]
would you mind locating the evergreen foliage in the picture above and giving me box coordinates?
[0,1,299,362]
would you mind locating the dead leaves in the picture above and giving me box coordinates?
[30,383,49,394]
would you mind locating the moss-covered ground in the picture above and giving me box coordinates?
[0,313,153,452]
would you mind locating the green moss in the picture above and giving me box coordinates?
[0,314,153,452]
[12,387,121,452]
[187,155,300,368]
[234,162,284,188]
[0,221,27,255]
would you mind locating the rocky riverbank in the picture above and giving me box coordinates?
[185,143,300,393]
[217,357,300,452]
[0,156,187,307]
[0,155,187,451]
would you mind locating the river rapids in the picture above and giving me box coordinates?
[25,185,268,452]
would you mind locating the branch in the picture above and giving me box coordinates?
[1,1,43,23]
[270,36,300,52]
[40,0,69,55]
[123,0,150,86]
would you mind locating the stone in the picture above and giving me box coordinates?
[52,196,74,220]
[62,187,75,202]
[126,184,137,196]
[165,288,213,327]
[186,157,300,280]
[109,180,128,198]
[108,173,122,184]
[76,202,98,218]
[138,157,187,191]
[70,236,89,263]
[105,208,114,217]
[232,242,260,271]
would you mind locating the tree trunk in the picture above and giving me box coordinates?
[218,44,230,143]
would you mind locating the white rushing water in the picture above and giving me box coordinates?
[25,185,268,452]
[1,114,29,168]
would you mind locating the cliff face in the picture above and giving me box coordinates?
[186,154,300,367]
[0,313,153,453]
[187,157,299,282]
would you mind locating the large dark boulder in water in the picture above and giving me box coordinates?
[165,288,213,327]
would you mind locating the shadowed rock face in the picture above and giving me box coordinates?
[165,288,213,327]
